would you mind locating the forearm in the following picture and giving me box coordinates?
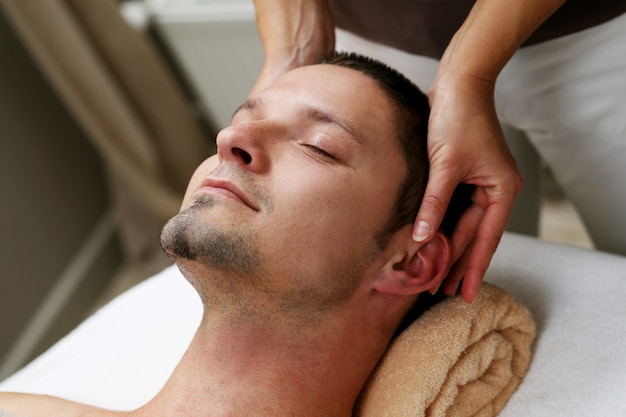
[436,0,566,86]
[253,0,335,70]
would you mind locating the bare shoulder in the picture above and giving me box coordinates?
[0,392,125,417]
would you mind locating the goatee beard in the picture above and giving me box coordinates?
[160,196,261,277]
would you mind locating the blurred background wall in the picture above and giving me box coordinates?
[0,8,121,374]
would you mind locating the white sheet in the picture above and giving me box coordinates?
[486,235,626,416]
[0,266,202,410]
[1,232,625,415]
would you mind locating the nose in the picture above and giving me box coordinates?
[216,121,276,172]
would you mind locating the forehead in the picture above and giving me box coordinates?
[260,64,402,154]
[272,64,392,115]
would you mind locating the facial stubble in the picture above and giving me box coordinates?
[160,195,261,277]
[160,194,381,320]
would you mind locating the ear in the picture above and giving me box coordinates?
[372,230,450,296]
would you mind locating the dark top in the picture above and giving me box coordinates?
[329,0,626,59]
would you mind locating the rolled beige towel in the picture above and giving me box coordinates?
[356,283,536,417]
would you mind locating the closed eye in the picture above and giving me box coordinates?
[305,144,336,160]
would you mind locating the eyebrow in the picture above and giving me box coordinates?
[300,104,361,145]
[232,97,262,117]
[233,97,361,145]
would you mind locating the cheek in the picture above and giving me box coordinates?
[181,156,220,208]
[266,172,377,258]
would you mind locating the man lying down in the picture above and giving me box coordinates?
[0,52,470,417]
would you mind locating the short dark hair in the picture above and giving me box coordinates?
[320,52,472,248]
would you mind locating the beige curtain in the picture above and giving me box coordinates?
[0,0,212,262]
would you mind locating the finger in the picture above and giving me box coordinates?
[442,240,474,296]
[448,196,486,263]
[413,170,458,242]
[459,192,516,303]
[441,200,483,297]
[460,269,484,304]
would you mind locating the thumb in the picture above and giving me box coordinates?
[413,172,456,242]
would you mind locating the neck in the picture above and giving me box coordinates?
[133,290,393,417]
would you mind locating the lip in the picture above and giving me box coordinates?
[199,178,260,211]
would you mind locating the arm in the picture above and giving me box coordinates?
[415,0,567,302]
[0,392,105,417]
[250,0,335,96]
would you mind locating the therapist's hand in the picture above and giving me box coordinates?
[414,0,564,303]
[415,73,522,303]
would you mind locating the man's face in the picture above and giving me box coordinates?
[161,64,407,314]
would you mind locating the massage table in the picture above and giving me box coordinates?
[1,232,625,415]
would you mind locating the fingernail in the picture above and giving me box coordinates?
[412,220,432,242]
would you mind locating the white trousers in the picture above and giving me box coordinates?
[336,12,626,255]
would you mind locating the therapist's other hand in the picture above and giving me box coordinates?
[251,0,335,96]
[415,73,522,303]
